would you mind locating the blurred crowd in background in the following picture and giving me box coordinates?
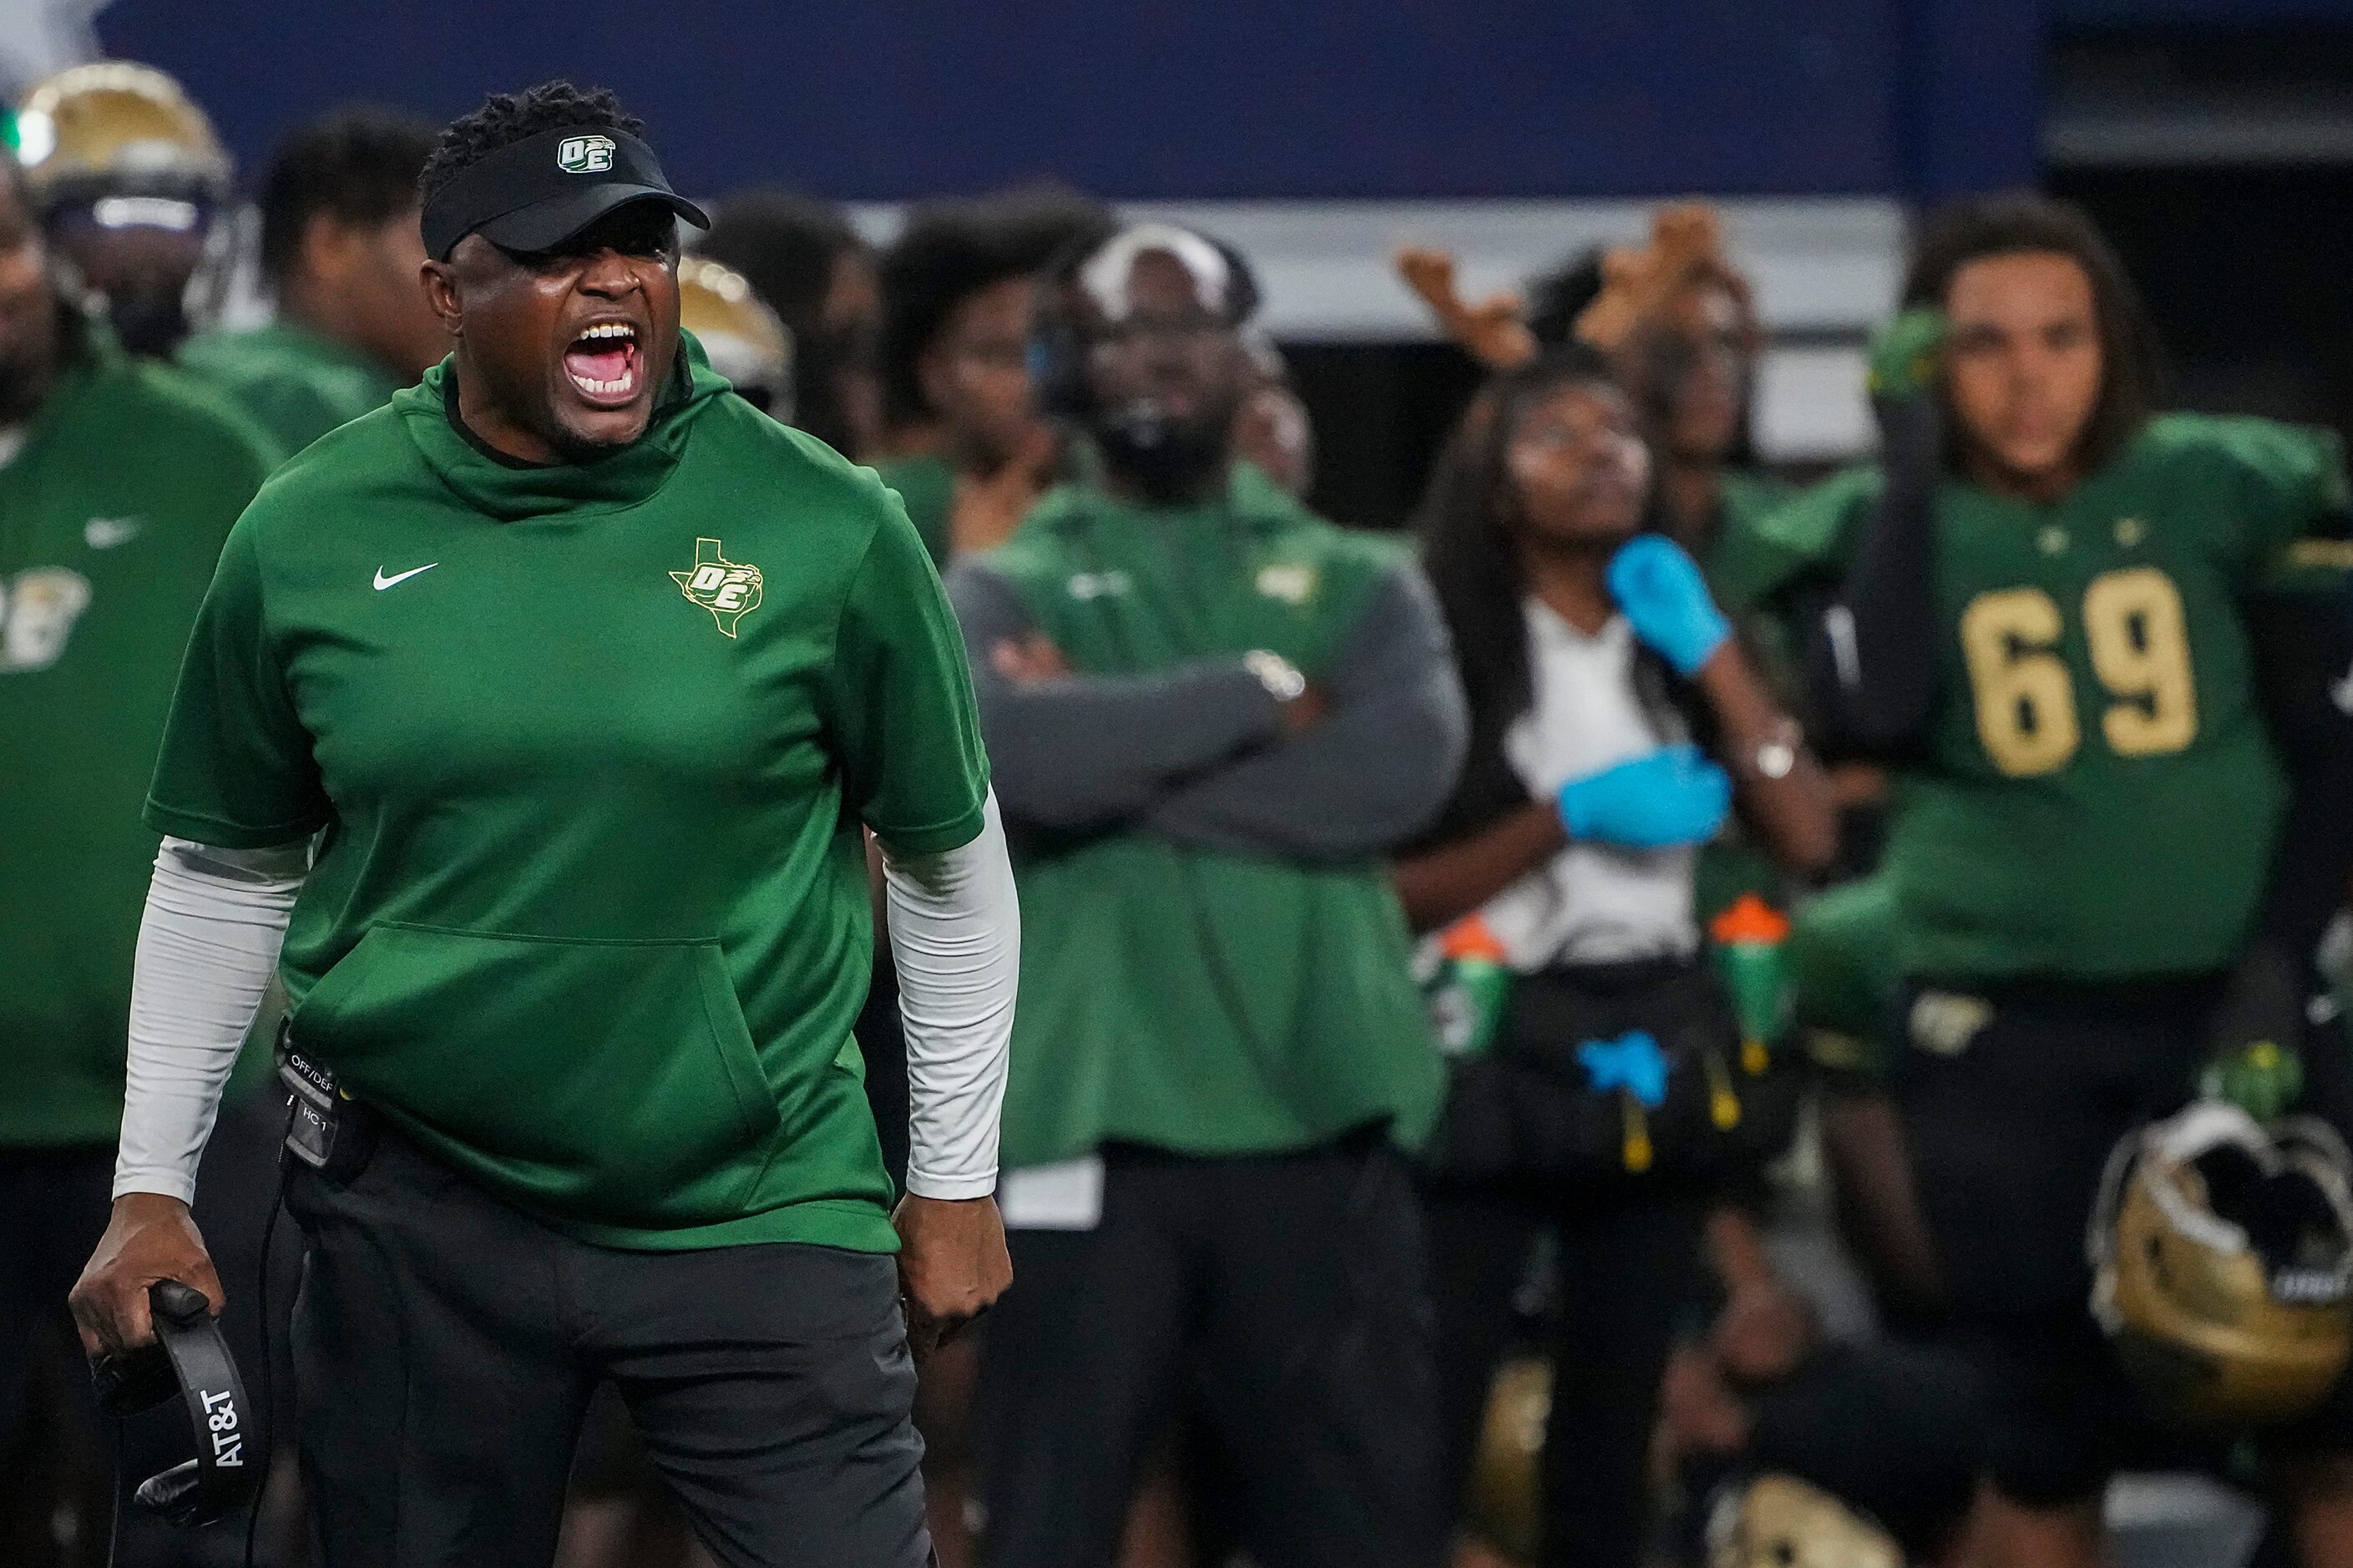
[9,22,2353,1568]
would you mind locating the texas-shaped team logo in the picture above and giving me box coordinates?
[670,539,763,638]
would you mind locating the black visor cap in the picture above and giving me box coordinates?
[423,125,709,262]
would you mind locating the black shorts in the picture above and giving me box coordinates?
[1897,973,2353,1506]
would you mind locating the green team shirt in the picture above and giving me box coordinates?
[872,451,954,571]
[1743,413,2350,982]
[1,323,282,1146]
[980,466,1446,1168]
[144,337,989,1251]
[178,318,404,455]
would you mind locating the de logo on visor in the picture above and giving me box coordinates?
[558,134,615,174]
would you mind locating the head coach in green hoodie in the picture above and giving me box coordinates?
[948,223,1467,1568]
[69,83,1020,1567]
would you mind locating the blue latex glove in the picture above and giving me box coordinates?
[1578,1031,1671,1108]
[1607,534,1731,676]
[1556,744,1732,848]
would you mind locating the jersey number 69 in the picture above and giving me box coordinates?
[1959,566,2198,777]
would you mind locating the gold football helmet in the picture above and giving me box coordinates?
[679,255,792,419]
[1464,1355,1547,1564]
[2090,1100,2353,1426]
[14,62,230,210]
[1707,1474,1901,1568]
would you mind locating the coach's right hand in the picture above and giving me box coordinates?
[68,1193,224,1358]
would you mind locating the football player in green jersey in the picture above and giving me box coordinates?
[13,62,233,358]
[0,147,283,1560]
[180,106,445,453]
[1748,195,2353,1566]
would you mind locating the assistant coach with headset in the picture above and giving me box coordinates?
[68,80,1020,1567]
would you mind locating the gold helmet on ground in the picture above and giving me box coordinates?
[679,255,792,420]
[1707,1474,1902,1568]
[2089,1100,2353,1426]
[1464,1355,1548,1564]
[13,62,230,211]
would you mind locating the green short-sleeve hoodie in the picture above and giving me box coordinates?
[145,336,990,1250]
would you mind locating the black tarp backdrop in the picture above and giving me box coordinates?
[2048,22,2353,443]
[2058,163,2353,445]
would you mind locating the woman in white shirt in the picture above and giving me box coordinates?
[1396,343,1837,1568]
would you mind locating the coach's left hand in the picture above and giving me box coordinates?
[893,1193,1013,1363]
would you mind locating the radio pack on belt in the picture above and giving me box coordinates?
[276,1018,378,1179]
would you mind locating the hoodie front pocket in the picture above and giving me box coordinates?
[291,923,782,1227]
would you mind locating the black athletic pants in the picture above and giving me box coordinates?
[284,1126,930,1568]
[977,1140,1445,1568]
[1424,1186,1713,1568]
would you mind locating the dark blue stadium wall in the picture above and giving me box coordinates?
[95,0,2040,200]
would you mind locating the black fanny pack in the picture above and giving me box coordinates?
[1420,954,1800,1193]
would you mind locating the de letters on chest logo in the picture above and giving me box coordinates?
[670,538,764,638]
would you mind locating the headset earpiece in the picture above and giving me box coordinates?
[1027,274,1089,421]
[89,1278,264,1530]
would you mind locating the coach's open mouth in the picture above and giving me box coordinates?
[563,321,642,407]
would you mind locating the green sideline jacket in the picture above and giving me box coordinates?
[957,465,1455,1170]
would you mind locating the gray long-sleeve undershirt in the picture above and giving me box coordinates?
[952,558,1469,862]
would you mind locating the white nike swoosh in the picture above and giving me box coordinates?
[373,563,438,591]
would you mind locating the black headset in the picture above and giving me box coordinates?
[91,1279,265,1529]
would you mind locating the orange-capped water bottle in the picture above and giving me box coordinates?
[1429,915,1513,1059]
[1708,893,1791,1077]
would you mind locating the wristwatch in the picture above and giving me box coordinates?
[1752,720,1801,780]
[1243,649,1308,703]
